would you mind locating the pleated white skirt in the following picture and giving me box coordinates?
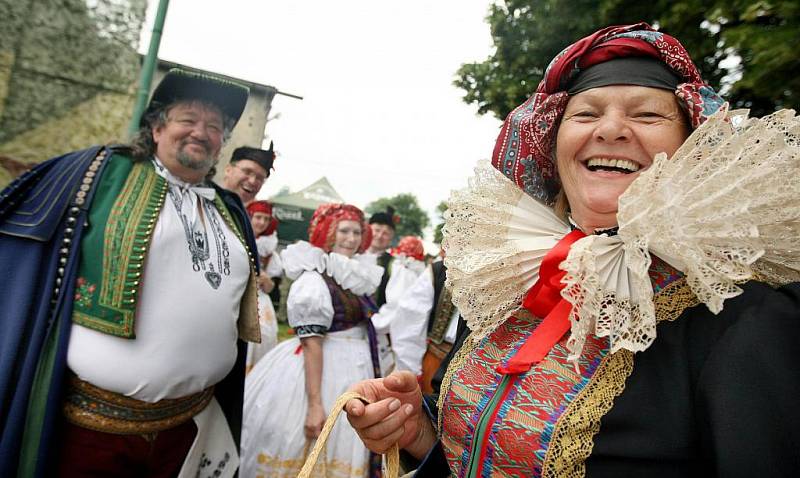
[241,325,374,478]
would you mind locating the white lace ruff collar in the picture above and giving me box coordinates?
[443,109,800,360]
[280,241,383,296]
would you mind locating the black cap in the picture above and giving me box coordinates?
[141,68,249,127]
[231,142,275,174]
[369,206,397,229]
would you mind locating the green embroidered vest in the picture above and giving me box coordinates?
[71,155,259,340]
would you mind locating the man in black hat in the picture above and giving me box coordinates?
[0,68,261,478]
[367,206,397,307]
[223,143,275,205]
[362,207,398,374]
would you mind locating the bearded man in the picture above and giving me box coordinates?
[0,68,261,478]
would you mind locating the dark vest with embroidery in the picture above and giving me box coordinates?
[323,275,368,332]
[429,261,456,344]
[321,275,382,380]
[373,251,393,307]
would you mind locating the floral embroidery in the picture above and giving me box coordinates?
[74,277,96,309]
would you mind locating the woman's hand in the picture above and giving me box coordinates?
[304,402,326,439]
[345,371,438,459]
[257,273,275,294]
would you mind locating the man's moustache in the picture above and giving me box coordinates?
[181,140,210,152]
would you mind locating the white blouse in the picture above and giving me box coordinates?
[281,241,383,331]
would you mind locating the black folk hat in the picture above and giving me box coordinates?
[142,68,249,127]
[231,142,276,174]
[369,206,398,229]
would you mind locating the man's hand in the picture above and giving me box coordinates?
[345,371,437,459]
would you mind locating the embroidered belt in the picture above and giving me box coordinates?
[63,374,214,435]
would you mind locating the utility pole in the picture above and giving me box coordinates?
[127,0,170,135]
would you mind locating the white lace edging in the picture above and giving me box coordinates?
[280,241,383,295]
[564,108,800,359]
[442,161,570,342]
[444,109,800,360]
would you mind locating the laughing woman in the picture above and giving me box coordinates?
[345,24,800,477]
[241,204,384,478]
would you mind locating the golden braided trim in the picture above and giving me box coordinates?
[255,453,367,478]
[541,278,699,477]
[63,375,213,435]
[435,331,481,434]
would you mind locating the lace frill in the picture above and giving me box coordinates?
[442,161,570,342]
[280,241,383,296]
[445,109,800,360]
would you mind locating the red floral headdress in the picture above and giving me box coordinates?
[308,203,372,253]
[246,200,279,236]
[492,23,727,206]
[390,236,425,261]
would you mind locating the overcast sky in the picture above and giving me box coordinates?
[141,0,502,242]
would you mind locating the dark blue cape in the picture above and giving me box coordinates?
[0,146,258,477]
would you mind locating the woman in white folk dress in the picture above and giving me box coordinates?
[244,200,281,372]
[241,203,384,478]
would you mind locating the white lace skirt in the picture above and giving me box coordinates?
[241,325,374,478]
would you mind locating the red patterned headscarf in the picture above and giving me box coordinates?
[492,23,727,206]
[308,203,372,253]
[246,200,279,236]
[391,236,425,261]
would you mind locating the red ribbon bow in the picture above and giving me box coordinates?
[497,229,586,375]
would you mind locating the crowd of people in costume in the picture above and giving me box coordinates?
[1,21,799,478]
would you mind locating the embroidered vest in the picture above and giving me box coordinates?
[322,274,368,332]
[71,155,258,340]
[373,252,393,307]
[437,258,694,477]
[428,261,455,343]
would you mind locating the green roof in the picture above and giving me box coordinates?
[269,177,345,210]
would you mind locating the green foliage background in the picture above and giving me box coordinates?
[455,0,799,119]
[365,193,431,239]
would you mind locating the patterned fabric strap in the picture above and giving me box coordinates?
[63,374,214,435]
[428,286,454,344]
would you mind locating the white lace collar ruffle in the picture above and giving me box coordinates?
[281,241,383,296]
[443,109,800,361]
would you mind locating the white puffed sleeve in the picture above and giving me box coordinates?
[389,266,436,375]
[371,258,424,333]
[265,250,283,278]
[286,270,334,337]
[255,234,278,257]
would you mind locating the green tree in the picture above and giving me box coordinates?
[365,193,431,239]
[433,200,448,244]
[455,0,798,119]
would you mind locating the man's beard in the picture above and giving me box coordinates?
[176,141,217,172]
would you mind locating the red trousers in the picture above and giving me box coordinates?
[56,418,197,478]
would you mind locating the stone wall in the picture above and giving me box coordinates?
[0,0,147,187]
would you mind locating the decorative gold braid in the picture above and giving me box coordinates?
[541,278,698,477]
[255,453,367,477]
[62,374,214,435]
[429,286,455,344]
[297,391,398,478]
[435,332,482,434]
